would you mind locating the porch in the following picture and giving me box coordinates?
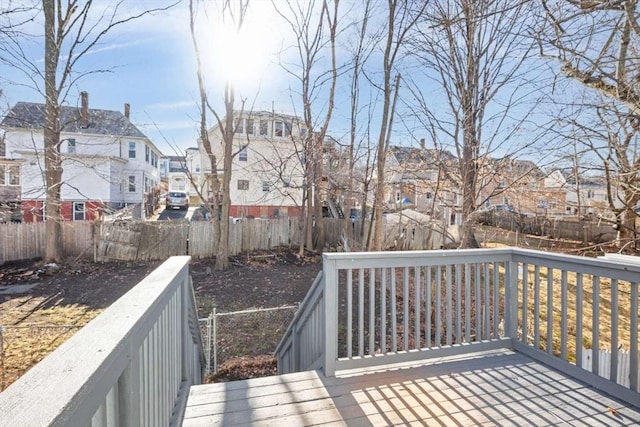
[183,350,640,426]
[0,248,638,426]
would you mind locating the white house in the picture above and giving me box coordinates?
[0,92,163,221]
[202,111,305,218]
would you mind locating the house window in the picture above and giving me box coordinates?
[0,165,20,186]
[260,120,269,136]
[283,176,291,188]
[235,118,245,134]
[262,181,271,192]
[246,119,254,135]
[67,138,76,154]
[238,145,248,161]
[8,165,19,185]
[498,179,506,189]
[238,179,249,190]
[274,121,293,137]
[145,145,150,163]
[425,192,432,200]
[128,175,136,192]
[128,142,136,158]
[587,189,593,199]
[73,202,85,221]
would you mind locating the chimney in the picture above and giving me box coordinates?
[80,91,89,128]
[124,103,130,119]
[419,138,425,149]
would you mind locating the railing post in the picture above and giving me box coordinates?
[505,255,518,344]
[323,257,338,376]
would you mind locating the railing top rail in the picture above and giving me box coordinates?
[323,248,514,269]
[511,248,640,281]
[323,248,640,281]
[0,256,192,426]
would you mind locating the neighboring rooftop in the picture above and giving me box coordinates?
[0,101,147,138]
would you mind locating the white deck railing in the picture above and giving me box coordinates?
[276,248,639,408]
[0,256,205,427]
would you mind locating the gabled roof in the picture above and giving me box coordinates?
[389,145,456,169]
[490,157,545,179]
[1,102,147,138]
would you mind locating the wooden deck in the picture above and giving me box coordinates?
[182,350,640,426]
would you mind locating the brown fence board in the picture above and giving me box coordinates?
[3,216,443,264]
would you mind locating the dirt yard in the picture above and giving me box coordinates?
[0,249,322,390]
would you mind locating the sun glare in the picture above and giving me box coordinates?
[200,3,278,91]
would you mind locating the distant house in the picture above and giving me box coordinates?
[386,143,462,226]
[202,111,305,218]
[0,92,163,221]
[478,157,550,215]
[159,155,187,178]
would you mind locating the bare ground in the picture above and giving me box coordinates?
[0,249,322,389]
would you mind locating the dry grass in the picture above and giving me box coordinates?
[516,266,634,363]
[0,299,101,390]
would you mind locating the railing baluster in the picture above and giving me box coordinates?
[403,267,409,352]
[522,263,529,345]
[561,270,568,361]
[493,261,499,338]
[436,266,442,346]
[347,268,353,358]
[446,264,452,346]
[426,266,432,348]
[630,281,638,392]
[474,263,480,342]
[391,268,397,352]
[592,275,600,376]
[534,265,540,349]
[465,263,471,343]
[576,273,583,369]
[484,263,490,340]
[610,279,619,382]
[358,268,364,358]
[381,268,387,354]
[455,264,462,344]
[547,267,554,355]
[369,268,375,355]
[414,266,421,349]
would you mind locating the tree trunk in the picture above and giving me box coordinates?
[43,0,62,262]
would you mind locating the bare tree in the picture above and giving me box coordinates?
[2,1,175,261]
[189,0,249,270]
[538,0,640,249]
[274,0,340,255]
[407,0,538,248]
[369,0,427,251]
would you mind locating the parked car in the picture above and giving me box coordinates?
[166,191,189,210]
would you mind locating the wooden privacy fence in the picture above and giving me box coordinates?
[0,222,93,265]
[1,217,444,264]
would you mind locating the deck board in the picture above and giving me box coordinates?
[182,350,640,426]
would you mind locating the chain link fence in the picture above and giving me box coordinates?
[0,324,82,391]
[1,306,298,390]
[199,305,298,375]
